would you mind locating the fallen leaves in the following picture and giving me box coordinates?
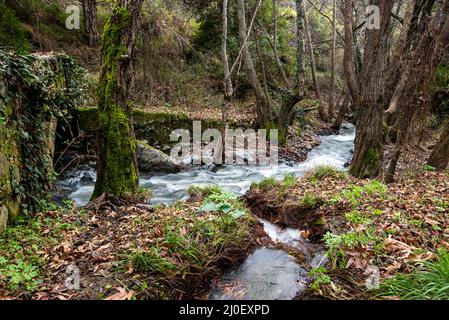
[104,287,135,300]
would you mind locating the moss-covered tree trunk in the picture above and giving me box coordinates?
[92,0,144,199]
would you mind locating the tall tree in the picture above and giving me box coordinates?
[82,0,100,48]
[295,0,305,94]
[385,5,449,181]
[349,0,395,178]
[342,0,360,108]
[272,0,291,88]
[276,0,305,144]
[92,0,144,199]
[236,0,273,128]
[328,0,337,120]
[221,0,233,133]
[303,0,327,121]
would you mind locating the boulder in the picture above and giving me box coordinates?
[137,142,184,173]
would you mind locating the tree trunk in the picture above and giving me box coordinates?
[342,0,360,107]
[384,0,416,117]
[328,0,337,119]
[277,0,305,144]
[272,0,291,88]
[222,0,233,135]
[303,0,327,122]
[331,93,349,132]
[82,0,99,48]
[92,0,144,199]
[384,4,449,182]
[236,0,273,128]
[349,0,395,178]
[428,120,449,170]
[295,0,305,94]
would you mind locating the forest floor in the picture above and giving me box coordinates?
[0,189,268,300]
[1,165,447,300]
[246,166,449,299]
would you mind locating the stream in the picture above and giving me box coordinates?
[56,123,355,300]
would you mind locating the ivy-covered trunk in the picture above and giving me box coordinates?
[92,0,144,199]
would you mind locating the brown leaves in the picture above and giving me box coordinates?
[104,287,135,300]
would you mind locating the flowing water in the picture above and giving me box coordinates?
[61,123,355,207]
[56,123,355,300]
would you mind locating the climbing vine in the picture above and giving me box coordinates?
[0,49,84,214]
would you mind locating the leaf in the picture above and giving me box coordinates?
[230,209,246,219]
[104,287,134,300]
[219,204,232,214]
[198,202,218,213]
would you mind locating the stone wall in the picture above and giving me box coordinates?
[0,102,21,229]
[76,108,253,149]
[0,51,81,230]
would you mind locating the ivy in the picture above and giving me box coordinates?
[0,49,84,214]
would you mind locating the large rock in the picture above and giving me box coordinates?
[137,142,184,173]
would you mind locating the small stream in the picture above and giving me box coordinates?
[56,123,355,300]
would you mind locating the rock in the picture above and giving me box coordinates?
[203,163,220,172]
[137,142,184,173]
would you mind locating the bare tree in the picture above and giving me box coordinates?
[272,0,291,88]
[295,0,306,93]
[349,0,395,178]
[385,6,449,181]
[303,0,328,121]
[342,0,360,108]
[328,0,337,120]
[236,0,273,128]
[221,0,233,133]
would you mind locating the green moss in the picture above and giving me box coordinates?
[92,5,139,198]
[350,147,381,178]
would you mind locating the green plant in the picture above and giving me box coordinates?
[198,190,247,221]
[309,266,332,291]
[344,210,373,225]
[281,174,297,188]
[363,180,388,196]
[302,193,320,208]
[188,185,222,198]
[323,229,379,268]
[131,249,177,275]
[308,165,346,180]
[0,49,84,214]
[252,177,277,190]
[378,249,449,300]
[0,2,31,53]
[0,259,40,290]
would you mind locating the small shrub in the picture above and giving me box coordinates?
[188,185,222,198]
[308,165,346,180]
[302,193,320,208]
[281,174,297,188]
[309,266,332,291]
[252,177,277,190]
